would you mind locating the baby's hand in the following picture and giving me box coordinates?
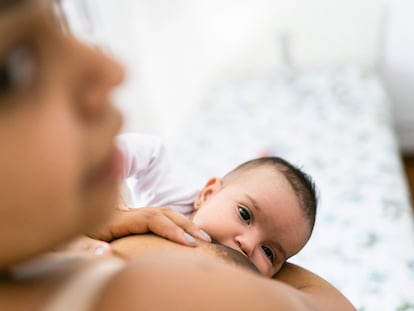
[88,207,211,247]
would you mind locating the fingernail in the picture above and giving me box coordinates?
[199,229,211,242]
[183,232,196,244]
[94,245,110,255]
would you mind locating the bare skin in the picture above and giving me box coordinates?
[104,234,356,311]
[0,235,356,310]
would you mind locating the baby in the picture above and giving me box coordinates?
[89,132,317,277]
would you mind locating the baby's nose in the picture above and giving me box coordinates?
[235,237,254,257]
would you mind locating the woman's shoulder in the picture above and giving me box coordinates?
[274,262,356,310]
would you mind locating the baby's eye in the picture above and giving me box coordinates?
[0,45,35,96]
[262,245,275,264]
[238,206,251,224]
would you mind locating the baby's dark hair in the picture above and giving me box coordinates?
[224,156,318,234]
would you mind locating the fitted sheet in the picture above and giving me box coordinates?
[170,66,414,311]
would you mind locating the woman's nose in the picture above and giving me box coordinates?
[72,40,125,117]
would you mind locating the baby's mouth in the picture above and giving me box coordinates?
[209,238,260,274]
[210,238,246,258]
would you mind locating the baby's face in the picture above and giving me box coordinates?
[191,166,311,277]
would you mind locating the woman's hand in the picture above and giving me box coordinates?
[54,235,113,256]
[88,207,211,247]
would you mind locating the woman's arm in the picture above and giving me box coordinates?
[275,262,356,311]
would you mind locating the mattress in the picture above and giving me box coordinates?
[170,66,414,311]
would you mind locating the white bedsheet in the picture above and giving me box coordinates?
[170,66,414,311]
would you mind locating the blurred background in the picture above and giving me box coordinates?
[61,0,413,151]
[61,1,414,310]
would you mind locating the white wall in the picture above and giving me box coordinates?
[382,0,414,153]
[63,0,386,147]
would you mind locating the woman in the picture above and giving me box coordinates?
[0,0,355,310]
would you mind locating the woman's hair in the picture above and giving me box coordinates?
[0,0,26,9]
[223,156,318,234]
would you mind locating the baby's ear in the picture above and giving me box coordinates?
[194,177,223,210]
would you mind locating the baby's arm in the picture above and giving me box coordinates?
[117,133,198,214]
[104,133,209,243]
[65,133,210,254]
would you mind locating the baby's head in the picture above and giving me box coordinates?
[191,156,317,277]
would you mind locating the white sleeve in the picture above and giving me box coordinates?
[117,133,197,216]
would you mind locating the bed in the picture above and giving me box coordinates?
[169,65,414,311]
[61,1,414,309]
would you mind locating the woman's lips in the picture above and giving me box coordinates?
[88,146,124,187]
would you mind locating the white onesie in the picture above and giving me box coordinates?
[117,133,199,217]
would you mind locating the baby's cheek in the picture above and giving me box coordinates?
[192,218,217,241]
[191,203,233,242]
[249,254,271,277]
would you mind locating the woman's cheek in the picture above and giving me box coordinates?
[27,102,85,216]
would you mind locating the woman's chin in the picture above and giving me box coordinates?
[83,191,118,231]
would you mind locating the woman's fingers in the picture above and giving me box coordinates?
[117,196,130,211]
[161,207,211,242]
[146,208,211,246]
[89,207,211,246]
[55,236,113,255]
